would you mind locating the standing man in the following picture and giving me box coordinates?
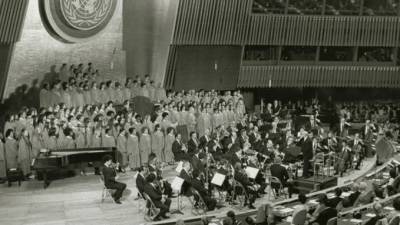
[301,132,313,178]
[102,155,126,204]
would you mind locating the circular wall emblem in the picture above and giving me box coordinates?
[39,0,118,43]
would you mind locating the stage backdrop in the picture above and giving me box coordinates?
[3,0,125,108]
[171,46,242,90]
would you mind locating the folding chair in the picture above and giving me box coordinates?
[189,187,207,215]
[136,190,147,213]
[142,192,161,221]
[269,176,287,200]
[232,180,249,207]
[99,175,115,203]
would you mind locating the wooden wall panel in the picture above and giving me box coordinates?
[173,0,400,47]
[0,0,28,44]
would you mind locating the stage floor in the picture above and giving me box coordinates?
[0,156,376,225]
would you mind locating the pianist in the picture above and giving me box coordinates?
[102,155,126,204]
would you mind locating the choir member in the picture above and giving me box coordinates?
[91,129,102,147]
[116,128,128,171]
[18,129,32,177]
[139,127,152,165]
[151,124,165,161]
[58,128,76,149]
[126,127,142,169]
[164,127,175,164]
[44,127,58,150]
[4,129,18,169]
[0,134,6,178]
[102,128,116,148]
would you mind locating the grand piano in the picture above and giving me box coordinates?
[32,147,117,188]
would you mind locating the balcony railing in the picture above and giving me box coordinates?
[238,65,400,88]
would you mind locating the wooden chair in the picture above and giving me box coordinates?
[232,180,249,207]
[189,187,207,215]
[269,176,287,200]
[326,217,337,225]
[291,208,307,225]
[99,175,115,203]
[142,192,161,221]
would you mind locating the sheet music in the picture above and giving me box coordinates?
[211,173,226,186]
[245,167,259,179]
[171,176,184,191]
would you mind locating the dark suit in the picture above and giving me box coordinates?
[191,155,205,174]
[270,163,293,197]
[179,169,193,196]
[343,191,360,207]
[136,173,147,195]
[328,196,342,208]
[172,140,188,161]
[199,135,210,150]
[234,171,256,204]
[187,139,199,156]
[301,137,313,177]
[312,207,337,225]
[191,178,217,210]
[149,164,173,197]
[102,166,126,200]
[143,183,171,217]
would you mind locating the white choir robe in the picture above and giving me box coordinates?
[151,131,165,161]
[127,134,140,169]
[18,138,32,175]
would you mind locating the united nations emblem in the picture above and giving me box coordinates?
[61,0,113,31]
[40,0,118,43]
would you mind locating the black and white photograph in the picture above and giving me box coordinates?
[1,0,400,225]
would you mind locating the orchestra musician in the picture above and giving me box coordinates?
[136,165,149,196]
[148,154,173,197]
[179,161,193,196]
[172,133,189,161]
[191,169,217,211]
[270,157,293,198]
[143,173,171,221]
[191,151,206,176]
[233,162,258,209]
[336,117,351,137]
[350,133,365,170]
[199,129,211,150]
[335,141,352,177]
[101,155,126,204]
[321,131,338,153]
[187,132,199,157]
